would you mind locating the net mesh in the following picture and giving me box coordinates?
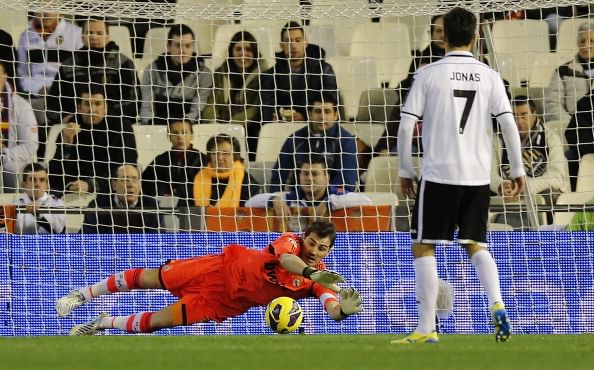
[0,0,592,335]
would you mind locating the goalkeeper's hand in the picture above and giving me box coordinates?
[339,288,363,316]
[303,267,345,292]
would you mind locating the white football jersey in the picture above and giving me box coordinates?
[401,51,515,185]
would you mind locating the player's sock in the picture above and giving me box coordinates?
[414,256,438,334]
[471,249,503,307]
[81,269,145,302]
[99,312,155,333]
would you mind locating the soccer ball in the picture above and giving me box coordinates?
[265,297,303,334]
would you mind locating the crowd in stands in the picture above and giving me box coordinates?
[1,8,594,233]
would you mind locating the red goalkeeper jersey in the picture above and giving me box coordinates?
[223,233,338,306]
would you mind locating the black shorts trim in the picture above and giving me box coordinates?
[181,303,188,325]
[158,263,168,290]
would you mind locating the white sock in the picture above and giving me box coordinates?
[414,256,438,334]
[471,249,503,308]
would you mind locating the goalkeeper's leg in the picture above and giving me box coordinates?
[69,295,226,335]
[56,268,162,317]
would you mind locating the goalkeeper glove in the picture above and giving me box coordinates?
[339,288,363,316]
[303,267,345,292]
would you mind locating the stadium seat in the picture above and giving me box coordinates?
[341,122,385,149]
[576,154,594,192]
[488,222,513,231]
[491,20,551,88]
[364,155,398,194]
[529,52,566,88]
[556,17,594,61]
[358,192,399,231]
[132,124,172,170]
[489,194,548,229]
[62,192,96,208]
[109,25,134,59]
[349,22,412,86]
[0,193,17,204]
[192,123,248,161]
[304,24,340,58]
[66,213,85,233]
[136,26,170,78]
[381,14,432,53]
[356,88,399,124]
[255,122,307,163]
[309,5,369,56]
[246,161,275,193]
[1,6,27,42]
[553,191,594,226]
[326,56,379,120]
[492,20,550,55]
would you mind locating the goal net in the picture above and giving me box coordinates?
[0,0,593,336]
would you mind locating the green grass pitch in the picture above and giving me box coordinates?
[1,334,593,370]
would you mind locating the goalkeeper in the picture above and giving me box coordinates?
[56,220,363,335]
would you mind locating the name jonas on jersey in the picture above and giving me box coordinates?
[449,72,480,81]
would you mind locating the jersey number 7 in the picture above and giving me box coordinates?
[453,89,476,134]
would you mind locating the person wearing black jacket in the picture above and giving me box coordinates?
[48,88,137,195]
[83,164,162,234]
[260,21,338,122]
[46,18,139,126]
[566,90,594,190]
[141,120,207,207]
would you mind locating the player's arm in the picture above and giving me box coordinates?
[316,287,363,321]
[278,253,345,292]
[397,114,418,198]
[497,112,527,197]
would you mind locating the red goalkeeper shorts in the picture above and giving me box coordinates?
[159,255,252,325]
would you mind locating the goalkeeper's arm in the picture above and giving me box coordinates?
[279,253,345,292]
[325,288,363,321]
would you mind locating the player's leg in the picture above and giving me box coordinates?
[392,180,458,344]
[458,185,510,342]
[69,300,178,336]
[56,268,162,317]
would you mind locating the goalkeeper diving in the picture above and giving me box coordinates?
[56,220,363,335]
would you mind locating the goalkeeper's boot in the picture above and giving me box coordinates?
[390,331,439,344]
[56,289,87,317]
[492,302,511,342]
[69,313,109,336]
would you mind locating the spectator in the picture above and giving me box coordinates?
[374,15,445,156]
[141,120,207,205]
[260,21,338,122]
[202,31,269,160]
[83,164,161,234]
[12,163,65,234]
[48,86,137,195]
[544,22,594,125]
[565,89,594,190]
[0,61,39,192]
[269,93,359,193]
[17,10,83,96]
[16,10,82,127]
[0,29,17,87]
[492,96,570,202]
[246,154,371,231]
[567,196,594,231]
[192,133,259,207]
[140,24,212,125]
[46,17,140,126]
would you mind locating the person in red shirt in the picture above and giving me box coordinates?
[56,220,362,335]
